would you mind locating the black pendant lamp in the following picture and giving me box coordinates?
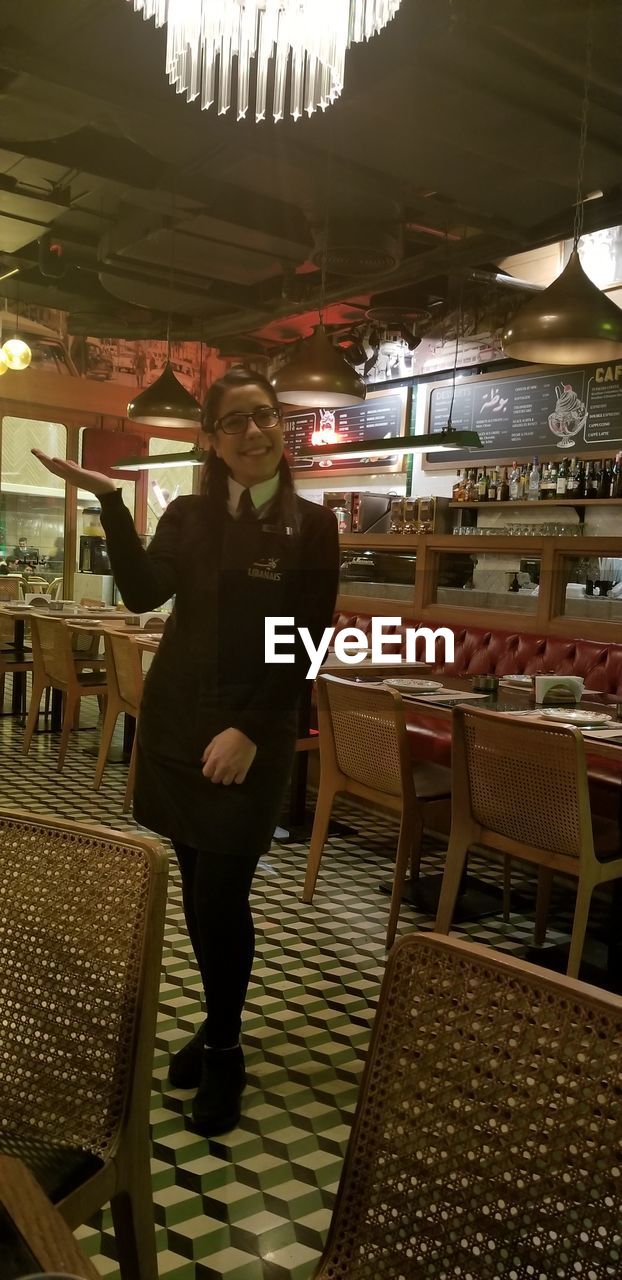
[127,360,202,429]
[502,4,622,365]
[127,196,202,428]
[271,323,366,407]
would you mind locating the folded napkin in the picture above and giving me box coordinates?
[401,689,489,703]
[582,727,622,742]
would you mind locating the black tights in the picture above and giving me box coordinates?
[173,843,261,1049]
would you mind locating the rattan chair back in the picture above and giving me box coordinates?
[106,630,143,710]
[316,931,622,1280]
[0,810,168,1161]
[320,675,406,797]
[31,614,73,685]
[0,578,20,602]
[458,706,592,860]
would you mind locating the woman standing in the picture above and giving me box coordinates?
[33,368,339,1136]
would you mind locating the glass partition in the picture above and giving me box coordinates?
[339,548,416,602]
[144,438,198,536]
[559,553,622,623]
[0,416,67,592]
[435,550,541,613]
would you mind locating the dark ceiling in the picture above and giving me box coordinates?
[0,0,620,354]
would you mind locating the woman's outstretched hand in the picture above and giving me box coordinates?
[31,449,117,498]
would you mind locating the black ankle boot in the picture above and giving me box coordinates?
[191,1045,246,1136]
[168,1021,207,1089]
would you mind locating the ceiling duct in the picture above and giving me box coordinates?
[310,222,403,276]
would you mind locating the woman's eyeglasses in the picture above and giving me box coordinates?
[216,406,282,435]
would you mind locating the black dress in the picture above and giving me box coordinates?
[99,489,339,856]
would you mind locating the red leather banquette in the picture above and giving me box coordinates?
[331,612,622,820]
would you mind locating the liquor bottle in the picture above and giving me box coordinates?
[519,465,529,499]
[556,457,569,497]
[497,466,510,502]
[593,460,606,499]
[599,458,613,499]
[477,468,488,502]
[567,457,583,500]
[539,462,551,499]
[613,453,622,499]
[452,470,463,502]
[508,461,520,501]
[548,460,559,495]
[465,469,478,502]
[488,468,498,502]
[585,460,598,498]
[527,457,540,501]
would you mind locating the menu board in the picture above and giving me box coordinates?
[426,361,622,463]
[282,387,409,474]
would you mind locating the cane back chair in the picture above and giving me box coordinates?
[435,706,622,977]
[314,931,622,1280]
[303,675,451,948]
[22,614,108,770]
[93,628,145,808]
[0,809,169,1280]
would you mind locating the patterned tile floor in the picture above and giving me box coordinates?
[0,689,612,1278]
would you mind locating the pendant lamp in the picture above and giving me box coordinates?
[127,360,201,429]
[1,277,32,371]
[127,201,202,428]
[271,323,366,407]
[502,4,622,365]
[501,248,622,364]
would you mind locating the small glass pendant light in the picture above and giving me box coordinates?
[1,278,32,371]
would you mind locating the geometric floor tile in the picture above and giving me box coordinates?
[0,691,611,1278]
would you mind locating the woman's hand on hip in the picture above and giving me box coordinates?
[202,728,257,785]
[31,449,117,497]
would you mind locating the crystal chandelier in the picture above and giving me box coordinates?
[126,0,402,122]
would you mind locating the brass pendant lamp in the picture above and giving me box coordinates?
[502,5,622,365]
[271,322,366,407]
[271,204,366,408]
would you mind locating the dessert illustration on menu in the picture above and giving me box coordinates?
[548,382,587,448]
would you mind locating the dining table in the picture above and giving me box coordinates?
[0,1154,99,1279]
[379,672,622,989]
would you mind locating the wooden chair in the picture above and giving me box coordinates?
[47,575,63,600]
[0,610,31,716]
[0,808,168,1280]
[22,615,108,770]
[93,628,144,809]
[302,674,451,948]
[314,931,622,1280]
[435,705,622,977]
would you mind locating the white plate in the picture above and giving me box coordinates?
[539,708,613,726]
[501,674,533,685]
[384,678,443,693]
